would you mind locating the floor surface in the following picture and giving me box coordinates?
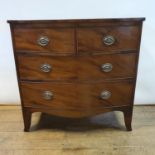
[0,105,154,155]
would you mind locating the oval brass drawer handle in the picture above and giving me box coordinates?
[40,63,52,73]
[103,35,115,46]
[101,63,113,72]
[100,90,111,100]
[42,91,53,100]
[38,36,49,46]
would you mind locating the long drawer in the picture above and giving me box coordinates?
[17,53,137,80]
[20,80,134,117]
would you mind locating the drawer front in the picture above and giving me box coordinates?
[13,28,75,54]
[21,81,134,117]
[17,53,137,80]
[77,26,141,53]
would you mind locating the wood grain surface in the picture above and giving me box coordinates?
[0,105,154,155]
[77,26,141,53]
[20,80,134,118]
[8,18,145,131]
[13,28,75,53]
[17,53,137,81]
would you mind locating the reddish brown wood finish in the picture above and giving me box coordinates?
[123,107,133,131]
[77,26,141,53]
[17,53,137,80]
[8,18,145,132]
[23,107,32,132]
[7,18,145,25]
[13,28,75,53]
[20,80,134,118]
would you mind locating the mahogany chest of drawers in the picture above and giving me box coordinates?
[8,18,145,131]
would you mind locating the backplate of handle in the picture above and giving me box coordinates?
[101,63,113,72]
[42,91,53,100]
[103,35,115,46]
[40,63,52,73]
[38,36,49,46]
[100,90,111,100]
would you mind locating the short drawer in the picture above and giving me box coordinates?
[77,25,141,53]
[20,80,134,117]
[13,28,75,54]
[17,53,137,80]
